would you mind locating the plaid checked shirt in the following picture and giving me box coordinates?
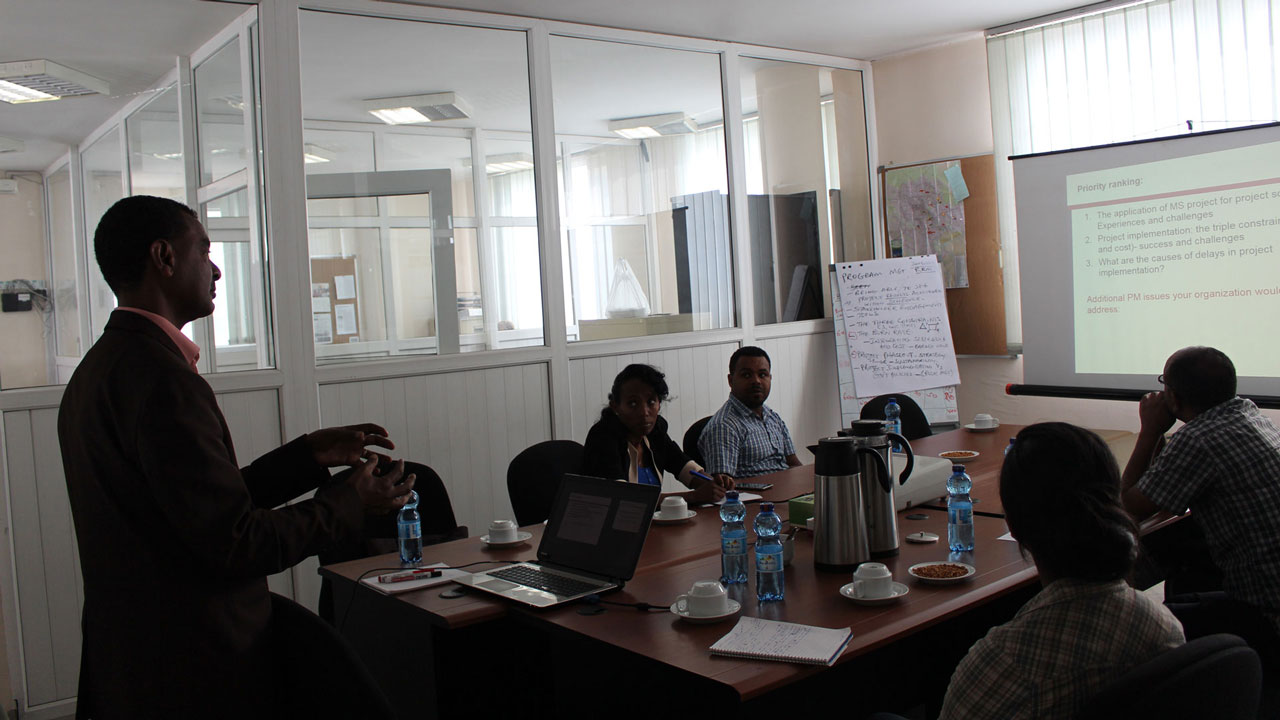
[1136,396,1280,631]
[698,394,796,478]
[940,579,1184,720]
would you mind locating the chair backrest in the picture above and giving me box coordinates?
[507,440,584,526]
[1080,634,1261,720]
[682,416,713,468]
[270,592,397,720]
[402,461,467,544]
[858,394,933,440]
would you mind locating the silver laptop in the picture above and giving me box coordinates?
[454,474,660,608]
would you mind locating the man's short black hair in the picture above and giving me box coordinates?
[1165,346,1236,413]
[94,195,198,294]
[729,346,770,374]
[1000,422,1138,582]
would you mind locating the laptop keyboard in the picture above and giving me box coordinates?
[490,565,604,597]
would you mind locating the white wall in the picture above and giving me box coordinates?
[870,35,1280,431]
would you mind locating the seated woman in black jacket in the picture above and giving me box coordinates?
[583,364,731,504]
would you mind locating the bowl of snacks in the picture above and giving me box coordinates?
[938,450,979,463]
[908,561,976,584]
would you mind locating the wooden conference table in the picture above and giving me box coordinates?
[320,425,1087,718]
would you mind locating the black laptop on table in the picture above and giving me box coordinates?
[454,473,661,608]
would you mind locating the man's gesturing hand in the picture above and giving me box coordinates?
[306,423,396,468]
[346,456,416,513]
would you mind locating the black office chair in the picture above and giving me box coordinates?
[270,592,396,720]
[859,394,932,440]
[507,440,584,526]
[682,416,713,468]
[1080,633,1261,720]
[318,461,466,623]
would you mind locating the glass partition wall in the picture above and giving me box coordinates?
[0,4,875,388]
[298,11,542,363]
[0,5,268,389]
[550,37,735,341]
[739,58,874,324]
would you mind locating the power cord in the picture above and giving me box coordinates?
[578,594,668,612]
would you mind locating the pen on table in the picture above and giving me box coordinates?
[377,568,443,584]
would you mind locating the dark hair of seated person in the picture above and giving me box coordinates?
[1000,422,1138,582]
[604,363,671,415]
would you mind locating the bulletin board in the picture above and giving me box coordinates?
[880,154,1007,355]
[309,256,360,345]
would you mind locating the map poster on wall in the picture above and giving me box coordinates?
[835,256,961,398]
[884,160,969,288]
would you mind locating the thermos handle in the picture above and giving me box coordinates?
[886,433,914,485]
[856,447,892,493]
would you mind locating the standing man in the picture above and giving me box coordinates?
[58,195,415,718]
[698,346,802,480]
[1121,346,1280,672]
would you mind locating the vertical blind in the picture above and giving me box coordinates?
[987,0,1280,344]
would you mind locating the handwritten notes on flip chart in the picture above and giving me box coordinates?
[830,256,960,421]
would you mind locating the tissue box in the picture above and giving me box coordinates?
[788,493,815,526]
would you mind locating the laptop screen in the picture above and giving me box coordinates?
[538,474,660,581]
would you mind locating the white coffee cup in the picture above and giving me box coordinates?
[853,562,894,599]
[658,496,689,520]
[488,519,518,543]
[675,580,729,617]
[973,413,999,429]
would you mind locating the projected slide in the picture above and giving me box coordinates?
[1069,142,1280,377]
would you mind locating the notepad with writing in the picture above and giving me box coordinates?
[710,616,853,666]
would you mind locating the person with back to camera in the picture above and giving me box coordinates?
[939,422,1184,720]
[57,195,416,718]
[583,363,732,504]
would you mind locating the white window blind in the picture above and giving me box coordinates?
[987,0,1280,344]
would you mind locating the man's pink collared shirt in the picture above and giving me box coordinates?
[117,307,201,372]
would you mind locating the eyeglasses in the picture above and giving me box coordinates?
[1157,374,1166,385]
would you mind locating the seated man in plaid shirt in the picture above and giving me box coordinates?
[1122,346,1280,690]
[698,346,801,480]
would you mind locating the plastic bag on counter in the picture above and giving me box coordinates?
[605,258,650,318]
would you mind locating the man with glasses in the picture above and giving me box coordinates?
[1121,346,1280,708]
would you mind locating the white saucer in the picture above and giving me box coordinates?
[963,423,999,433]
[669,598,741,623]
[840,581,910,605]
[908,561,976,584]
[480,531,532,547]
[652,509,697,524]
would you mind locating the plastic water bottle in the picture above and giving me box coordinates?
[885,398,902,451]
[947,465,974,552]
[754,502,785,602]
[398,490,422,565]
[720,491,748,585]
[1004,438,1016,457]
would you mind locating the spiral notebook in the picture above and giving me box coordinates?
[710,616,853,666]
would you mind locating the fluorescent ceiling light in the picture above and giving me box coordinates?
[0,59,109,104]
[303,144,333,164]
[364,92,471,125]
[608,112,697,139]
[0,136,24,153]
